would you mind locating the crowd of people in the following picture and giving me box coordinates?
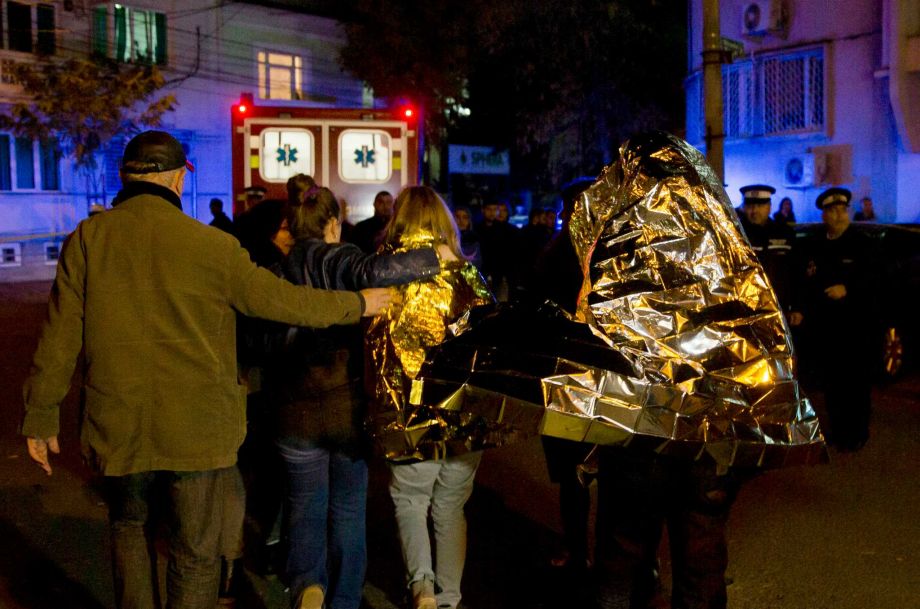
[20,129,878,609]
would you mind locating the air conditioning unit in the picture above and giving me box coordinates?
[741,1,788,37]
[783,154,814,188]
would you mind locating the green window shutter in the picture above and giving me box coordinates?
[0,136,11,191]
[14,138,34,189]
[93,6,108,57]
[37,4,56,55]
[115,5,128,62]
[40,141,60,191]
[155,12,167,65]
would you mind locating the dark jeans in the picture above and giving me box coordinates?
[104,467,242,609]
[278,437,368,609]
[541,437,592,565]
[595,449,741,609]
[818,328,872,450]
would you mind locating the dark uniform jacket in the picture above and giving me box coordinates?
[740,217,799,312]
[799,225,877,332]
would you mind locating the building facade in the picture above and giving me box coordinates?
[686,0,920,223]
[0,0,367,281]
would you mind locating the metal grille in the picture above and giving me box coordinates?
[724,62,755,139]
[687,47,825,144]
[762,50,824,135]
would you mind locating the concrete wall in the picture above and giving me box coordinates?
[687,0,916,223]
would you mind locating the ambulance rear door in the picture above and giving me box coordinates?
[325,121,412,221]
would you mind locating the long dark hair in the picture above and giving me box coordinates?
[235,198,288,266]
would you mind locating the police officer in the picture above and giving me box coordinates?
[800,187,877,451]
[236,184,268,217]
[738,184,801,322]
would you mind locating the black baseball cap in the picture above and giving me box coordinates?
[121,130,194,174]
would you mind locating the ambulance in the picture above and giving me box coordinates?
[230,96,421,221]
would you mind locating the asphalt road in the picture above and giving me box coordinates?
[0,281,917,609]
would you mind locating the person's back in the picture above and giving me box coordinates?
[477,202,520,299]
[350,190,394,253]
[367,186,493,609]
[22,130,393,609]
[58,186,347,473]
[209,198,235,234]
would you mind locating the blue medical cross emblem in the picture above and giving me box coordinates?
[354,146,375,168]
[277,144,298,166]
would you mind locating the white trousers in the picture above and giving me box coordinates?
[388,452,483,609]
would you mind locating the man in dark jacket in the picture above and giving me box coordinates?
[477,200,520,300]
[21,131,393,609]
[208,197,235,234]
[350,190,394,253]
[799,187,877,451]
[738,184,801,323]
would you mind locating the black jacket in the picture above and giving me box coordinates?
[272,239,439,451]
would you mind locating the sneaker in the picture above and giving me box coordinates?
[296,584,325,609]
[410,578,436,609]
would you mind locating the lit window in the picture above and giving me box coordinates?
[0,243,22,268]
[339,130,392,183]
[0,135,11,190]
[93,5,167,64]
[259,129,314,182]
[40,140,60,190]
[257,51,303,100]
[0,134,62,192]
[14,137,34,189]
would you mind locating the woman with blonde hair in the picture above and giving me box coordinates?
[366,186,494,609]
[271,186,449,609]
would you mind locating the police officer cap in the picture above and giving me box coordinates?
[815,187,851,210]
[122,130,193,174]
[739,184,775,205]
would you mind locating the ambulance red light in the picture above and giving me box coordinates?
[403,108,414,119]
[237,104,248,114]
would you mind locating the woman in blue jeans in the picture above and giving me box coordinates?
[270,186,454,609]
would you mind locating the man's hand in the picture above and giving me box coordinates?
[824,284,847,300]
[789,311,803,326]
[436,243,459,263]
[360,287,398,317]
[27,436,60,476]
